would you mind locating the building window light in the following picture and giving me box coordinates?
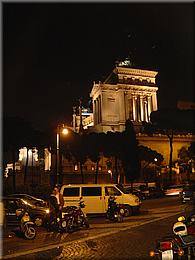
[98,166,102,171]
[74,165,78,171]
[91,166,95,171]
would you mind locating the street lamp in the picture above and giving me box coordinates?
[56,124,69,185]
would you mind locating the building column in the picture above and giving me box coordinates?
[152,92,158,111]
[97,98,99,124]
[94,100,97,125]
[132,96,137,121]
[147,96,152,121]
[144,100,148,122]
[99,95,102,124]
[140,96,144,121]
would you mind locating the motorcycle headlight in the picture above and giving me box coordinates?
[120,209,125,214]
[61,220,66,228]
[191,217,195,222]
[45,208,50,214]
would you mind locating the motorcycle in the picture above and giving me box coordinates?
[177,215,195,235]
[16,208,36,240]
[172,218,195,259]
[44,207,67,233]
[149,216,195,260]
[106,195,125,223]
[62,198,89,233]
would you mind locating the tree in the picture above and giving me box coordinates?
[138,145,164,185]
[143,109,195,184]
[85,132,102,184]
[61,131,88,184]
[120,120,140,185]
[103,131,123,183]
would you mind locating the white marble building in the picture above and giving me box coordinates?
[90,66,158,133]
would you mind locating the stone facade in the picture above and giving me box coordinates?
[90,66,158,133]
[86,65,195,165]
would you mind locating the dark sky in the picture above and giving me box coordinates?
[3,3,194,131]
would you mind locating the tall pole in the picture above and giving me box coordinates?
[56,125,60,185]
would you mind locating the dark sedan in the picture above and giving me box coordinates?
[3,197,50,227]
[7,194,47,207]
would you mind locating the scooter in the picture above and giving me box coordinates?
[16,208,36,239]
[106,195,125,223]
[63,198,89,233]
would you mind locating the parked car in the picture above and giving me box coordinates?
[7,194,47,207]
[180,184,195,203]
[123,187,146,201]
[3,197,50,227]
[147,187,165,199]
[138,186,164,199]
[164,185,184,196]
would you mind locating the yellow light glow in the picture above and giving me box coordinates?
[62,128,69,135]
[149,251,155,257]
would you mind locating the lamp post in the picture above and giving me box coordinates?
[56,124,69,185]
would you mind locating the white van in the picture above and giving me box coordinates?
[60,184,141,216]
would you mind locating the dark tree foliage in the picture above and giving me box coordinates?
[138,145,164,166]
[150,109,195,133]
[188,142,195,158]
[120,119,140,183]
[85,132,104,184]
[60,131,88,183]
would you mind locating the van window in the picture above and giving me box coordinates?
[82,187,101,196]
[105,186,122,196]
[63,187,80,197]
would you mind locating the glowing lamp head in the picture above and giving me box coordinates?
[149,251,155,257]
[62,128,69,135]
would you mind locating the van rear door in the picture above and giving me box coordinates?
[81,187,104,214]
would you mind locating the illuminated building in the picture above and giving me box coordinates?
[73,62,195,165]
[90,65,158,133]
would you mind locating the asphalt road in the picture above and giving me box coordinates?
[2,196,188,260]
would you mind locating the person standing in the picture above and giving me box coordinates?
[52,185,64,218]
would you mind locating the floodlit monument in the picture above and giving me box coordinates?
[90,64,158,133]
[73,61,195,165]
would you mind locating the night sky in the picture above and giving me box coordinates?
[3,3,194,132]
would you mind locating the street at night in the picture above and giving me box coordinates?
[2,196,187,259]
[2,2,195,260]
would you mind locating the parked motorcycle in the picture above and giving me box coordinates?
[63,198,89,233]
[173,218,195,259]
[177,215,195,235]
[16,208,36,239]
[149,216,195,259]
[106,196,125,223]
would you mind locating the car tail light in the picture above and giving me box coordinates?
[160,241,173,251]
